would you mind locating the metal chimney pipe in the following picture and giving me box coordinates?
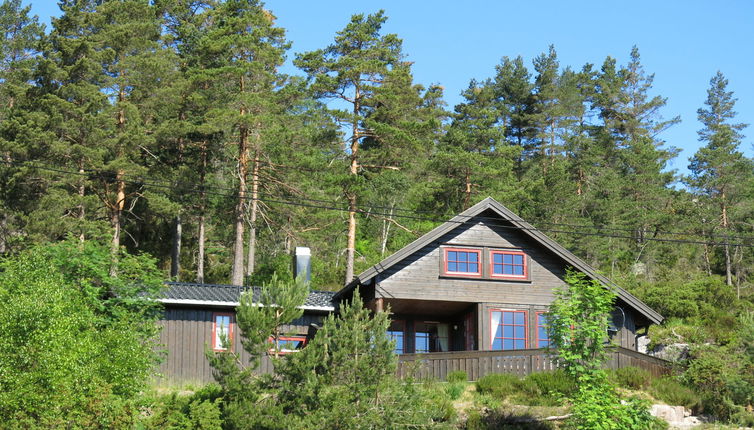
[293,247,311,284]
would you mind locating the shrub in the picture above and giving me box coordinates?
[137,384,223,430]
[447,370,468,383]
[475,373,520,399]
[609,366,651,390]
[445,382,466,400]
[513,370,577,406]
[0,241,163,425]
[649,377,702,413]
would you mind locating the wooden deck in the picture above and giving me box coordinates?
[396,347,671,381]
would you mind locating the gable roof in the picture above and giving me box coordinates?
[160,282,336,312]
[335,197,662,325]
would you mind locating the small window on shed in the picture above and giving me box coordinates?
[212,313,234,351]
[269,335,307,354]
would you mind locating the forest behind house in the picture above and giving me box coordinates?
[1,0,754,427]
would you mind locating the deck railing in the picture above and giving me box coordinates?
[396,347,671,381]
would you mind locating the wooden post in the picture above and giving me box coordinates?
[374,298,384,313]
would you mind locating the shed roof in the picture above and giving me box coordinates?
[335,197,663,325]
[160,282,336,311]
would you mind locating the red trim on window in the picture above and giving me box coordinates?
[489,250,527,279]
[212,312,234,352]
[442,247,483,278]
[269,335,308,355]
[489,309,528,350]
[535,311,550,348]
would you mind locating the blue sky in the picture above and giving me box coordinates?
[24,1,754,176]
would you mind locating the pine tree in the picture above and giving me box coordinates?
[295,10,429,285]
[0,0,44,253]
[687,72,750,293]
[431,79,514,213]
[197,0,289,285]
[492,56,535,182]
[590,48,679,272]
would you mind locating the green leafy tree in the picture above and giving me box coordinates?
[549,271,655,429]
[0,240,163,427]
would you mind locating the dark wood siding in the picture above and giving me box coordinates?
[375,220,565,305]
[156,307,327,384]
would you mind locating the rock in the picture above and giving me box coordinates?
[651,343,690,361]
[650,404,703,429]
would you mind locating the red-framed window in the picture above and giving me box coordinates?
[269,335,307,354]
[490,310,527,350]
[490,250,527,279]
[212,312,234,351]
[535,312,550,348]
[443,247,482,277]
[388,320,405,354]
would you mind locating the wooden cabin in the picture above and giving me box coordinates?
[157,197,666,384]
[335,197,662,356]
[156,282,335,384]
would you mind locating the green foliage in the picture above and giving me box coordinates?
[0,240,163,426]
[549,271,657,429]
[475,373,521,399]
[514,371,577,406]
[474,371,576,407]
[447,370,468,383]
[207,272,308,404]
[213,294,453,429]
[609,366,652,390]
[566,377,663,430]
[548,270,615,377]
[649,377,702,413]
[138,384,223,430]
[445,381,466,400]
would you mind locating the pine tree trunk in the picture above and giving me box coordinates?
[464,169,472,210]
[78,159,85,243]
[721,198,733,287]
[246,148,260,278]
[231,77,248,286]
[344,86,361,285]
[110,170,125,277]
[110,86,126,276]
[197,141,208,284]
[197,214,205,283]
[171,214,181,280]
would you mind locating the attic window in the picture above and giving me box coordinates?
[490,250,527,279]
[442,248,482,277]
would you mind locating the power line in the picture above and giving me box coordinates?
[3,159,753,248]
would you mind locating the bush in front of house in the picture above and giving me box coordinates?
[514,370,577,406]
[447,370,468,383]
[609,366,652,390]
[648,377,701,413]
[137,384,223,430]
[475,373,521,399]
